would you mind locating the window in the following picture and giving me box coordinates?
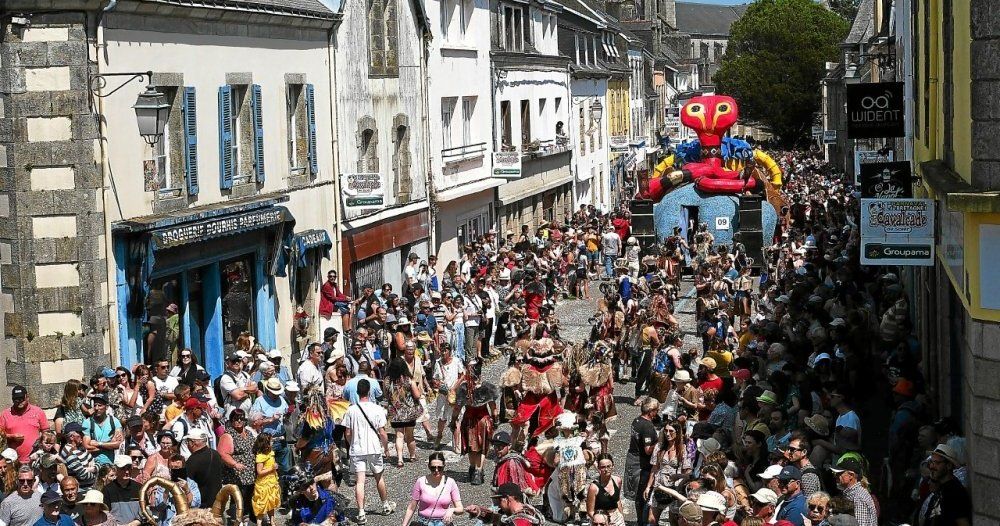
[218,83,264,189]
[500,100,512,149]
[440,0,449,39]
[392,116,412,202]
[143,87,180,194]
[592,36,598,64]
[700,42,709,61]
[459,0,468,37]
[357,116,379,173]
[462,97,474,145]
[538,98,547,138]
[578,106,585,152]
[554,97,562,116]
[501,5,525,51]
[369,0,399,76]
[520,99,531,147]
[441,97,456,149]
[574,34,580,64]
[286,83,314,174]
[714,42,724,61]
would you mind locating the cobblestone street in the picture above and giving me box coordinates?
[332,278,700,526]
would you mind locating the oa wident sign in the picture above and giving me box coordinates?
[846,82,905,139]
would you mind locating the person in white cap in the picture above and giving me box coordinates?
[695,490,726,524]
[184,428,223,509]
[219,352,257,419]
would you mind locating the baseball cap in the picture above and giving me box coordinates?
[101,368,116,378]
[696,491,727,513]
[750,488,778,505]
[185,428,208,441]
[126,415,144,428]
[491,482,523,500]
[195,370,211,382]
[113,456,132,468]
[1,449,17,462]
[234,350,250,359]
[732,368,752,381]
[491,431,512,445]
[678,501,703,523]
[777,465,802,482]
[11,385,26,401]
[183,397,206,410]
[90,394,109,406]
[39,489,62,506]
[63,422,84,436]
[324,327,339,340]
[267,349,282,359]
[759,464,784,480]
[830,457,864,475]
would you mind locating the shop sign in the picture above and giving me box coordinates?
[853,149,894,186]
[153,207,286,249]
[610,136,630,152]
[823,130,837,144]
[492,151,522,179]
[846,82,905,138]
[860,198,935,266]
[859,160,912,198]
[341,172,385,210]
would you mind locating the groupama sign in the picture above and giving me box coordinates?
[846,82,905,139]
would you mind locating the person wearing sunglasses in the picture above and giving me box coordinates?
[400,452,464,526]
[775,465,807,526]
[785,436,822,497]
[3,465,43,526]
[804,491,831,526]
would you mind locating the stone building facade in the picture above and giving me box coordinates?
[1,3,110,406]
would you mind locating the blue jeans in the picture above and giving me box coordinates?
[272,438,292,477]
[604,254,615,277]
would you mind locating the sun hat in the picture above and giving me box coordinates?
[284,381,300,393]
[39,454,61,469]
[672,370,692,382]
[678,501,703,523]
[0,449,16,462]
[805,414,830,436]
[396,317,411,326]
[750,488,778,505]
[263,377,284,396]
[931,444,963,466]
[696,491,727,513]
[78,490,108,510]
[556,412,578,430]
[696,437,721,457]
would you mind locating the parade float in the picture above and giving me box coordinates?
[638,95,786,266]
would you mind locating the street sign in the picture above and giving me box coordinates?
[492,151,522,179]
[823,130,838,144]
[610,136,630,152]
[341,172,385,211]
[860,198,935,266]
[846,82,906,138]
[859,160,913,198]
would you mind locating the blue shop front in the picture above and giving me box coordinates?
[112,197,297,378]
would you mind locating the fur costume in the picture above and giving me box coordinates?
[508,337,567,435]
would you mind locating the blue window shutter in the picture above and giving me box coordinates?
[182,86,199,196]
[250,84,265,183]
[306,83,318,175]
[218,85,234,189]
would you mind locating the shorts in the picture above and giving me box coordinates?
[351,453,385,474]
[434,395,455,422]
[391,420,416,429]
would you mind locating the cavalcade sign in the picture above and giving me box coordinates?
[860,198,935,266]
[846,82,905,138]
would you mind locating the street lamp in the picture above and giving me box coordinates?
[132,86,170,146]
[590,100,604,125]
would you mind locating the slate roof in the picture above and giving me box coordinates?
[844,0,874,44]
[674,1,747,37]
[139,0,336,18]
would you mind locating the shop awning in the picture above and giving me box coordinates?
[150,206,292,250]
[291,229,332,267]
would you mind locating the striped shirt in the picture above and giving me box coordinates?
[58,444,96,488]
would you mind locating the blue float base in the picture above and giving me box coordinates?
[653,183,777,250]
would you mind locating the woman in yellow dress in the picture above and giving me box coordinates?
[252,432,281,525]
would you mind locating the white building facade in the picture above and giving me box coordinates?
[426,0,500,266]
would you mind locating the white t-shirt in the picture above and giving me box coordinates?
[152,375,179,401]
[601,232,621,255]
[404,264,418,285]
[219,370,252,417]
[297,360,324,391]
[433,359,465,391]
[342,401,386,456]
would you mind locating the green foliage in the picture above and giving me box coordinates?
[713,0,849,146]
[828,0,861,21]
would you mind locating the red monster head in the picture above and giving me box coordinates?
[680,95,739,147]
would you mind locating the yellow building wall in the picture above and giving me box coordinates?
[608,79,630,138]
[952,0,971,181]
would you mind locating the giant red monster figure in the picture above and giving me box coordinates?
[643,95,758,201]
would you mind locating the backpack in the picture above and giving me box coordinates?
[213,371,237,407]
[86,415,118,441]
[801,465,832,495]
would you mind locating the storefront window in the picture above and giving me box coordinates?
[221,256,256,345]
[145,275,183,365]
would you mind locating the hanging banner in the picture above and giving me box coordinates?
[492,151,522,179]
[859,160,913,198]
[860,198,935,266]
[854,149,894,186]
[609,136,630,153]
[341,172,385,210]
[846,82,905,138]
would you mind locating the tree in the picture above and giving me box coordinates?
[827,0,861,21]
[713,0,849,146]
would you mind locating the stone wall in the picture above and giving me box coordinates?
[0,12,110,407]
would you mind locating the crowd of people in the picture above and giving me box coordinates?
[0,151,971,526]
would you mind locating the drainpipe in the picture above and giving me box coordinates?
[328,22,344,279]
[422,32,436,254]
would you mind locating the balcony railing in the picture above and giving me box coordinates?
[442,142,488,164]
[519,136,571,160]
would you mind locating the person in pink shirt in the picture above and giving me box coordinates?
[0,385,50,462]
[400,452,465,526]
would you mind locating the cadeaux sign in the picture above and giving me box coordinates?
[846,82,905,138]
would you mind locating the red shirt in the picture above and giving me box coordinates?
[318,280,348,318]
[612,218,631,241]
[0,404,49,462]
[524,290,543,320]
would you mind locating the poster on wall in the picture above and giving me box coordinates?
[492,152,522,179]
[859,161,913,198]
[341,173,385,211]
[846,82,905,138]
[860,198,935,266]
[823,130,838,144]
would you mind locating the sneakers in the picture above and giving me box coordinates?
[356,511,367,524]
[382,500,397,515]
